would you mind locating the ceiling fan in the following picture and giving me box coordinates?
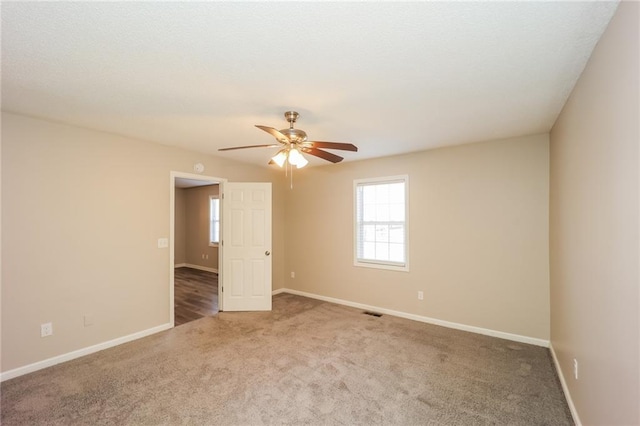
[218,111,358,169]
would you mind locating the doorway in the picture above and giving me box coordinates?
[170,172,226,327]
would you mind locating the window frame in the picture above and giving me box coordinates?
[353,175,409,272]
[209,195,220,247]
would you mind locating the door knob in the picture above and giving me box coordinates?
[265,251,271,256]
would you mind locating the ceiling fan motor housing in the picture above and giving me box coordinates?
[279,128,307,143]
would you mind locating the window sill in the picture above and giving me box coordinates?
[209,242,219,248]
[354,260,409,272]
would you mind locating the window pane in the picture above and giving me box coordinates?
[389,243,404,262]
[210,221,219,243]
[389,183,404,203]
[375,224,389,242]
[210,199,219,220]
[389,225,404,243]
[363,242,375,259]
[375,242,389,260]
[363,204,376,221]
[390,203,404,221]
[376,204,389,221]
[210,197,220,243]
[363,225,376,242]
[362,185,376,204]
[376,184,389,204]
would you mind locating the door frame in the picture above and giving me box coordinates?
[169,171,227,327]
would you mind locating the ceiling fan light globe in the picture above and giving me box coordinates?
[295,156,309,168]
[288,148,305,166]
[272,150,287,168]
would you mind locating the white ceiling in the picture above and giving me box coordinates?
[1,1,619,168]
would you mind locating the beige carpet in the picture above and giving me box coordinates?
[1,293,572,425]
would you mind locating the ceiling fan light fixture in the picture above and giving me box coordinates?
[271,150,288,168]
[288,148,308,168]
[296,155,309,169]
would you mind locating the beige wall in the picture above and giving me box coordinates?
[549,2,639,425]
[1,112,286,372]
[174,188,187,265]
[285,134,550,340]
[184,184,219,270]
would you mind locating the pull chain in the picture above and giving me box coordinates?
[290,162,294,189]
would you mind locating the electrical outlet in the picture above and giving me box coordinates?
[573,358,579,380]
[84,315,94,327]
[290,271,295,278]
[418,291,424,300]
[41,322,53,337]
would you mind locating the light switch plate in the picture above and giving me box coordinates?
[157,238,168,248]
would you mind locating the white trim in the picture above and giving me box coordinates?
[176,263,218,274]
[354,259,409,272]
[276,288,549,347]
[0,323,172,382]
[271,288,286,295]
[549,344,582,426]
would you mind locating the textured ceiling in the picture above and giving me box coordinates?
[1,1,619,167]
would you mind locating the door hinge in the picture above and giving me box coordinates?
[222,193,225,199]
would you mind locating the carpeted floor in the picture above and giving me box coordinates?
[1,293,573,425]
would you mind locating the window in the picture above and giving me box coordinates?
[354,175,408,271]
[209,196,220,246]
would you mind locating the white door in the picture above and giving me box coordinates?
[221,182,272,311]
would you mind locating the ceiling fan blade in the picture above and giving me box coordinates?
[301,147,344,163]
[218,144,279,151]
[255,125,289,143]
[307,141,358,152]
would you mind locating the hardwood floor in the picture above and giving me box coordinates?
[174,267,218,326]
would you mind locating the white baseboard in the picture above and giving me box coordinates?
[271,288,286,295]
[175,263,218,274]
[274,288,549,347]
[550,344,582,425]
[0,323,172,382]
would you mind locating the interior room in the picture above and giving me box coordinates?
[1,2,638,425]
[174,180,220,325]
